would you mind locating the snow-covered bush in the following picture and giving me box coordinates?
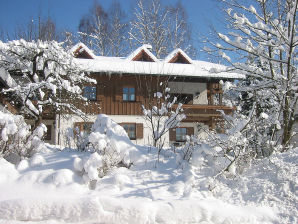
[179,109,279,176]
[142,87,186,159]
[73,114,138,185]
[65,127,90,151]
[0,111,47,163]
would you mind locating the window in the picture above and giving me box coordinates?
[83,86,97,100]
[121,123,136,140]
[176,128,187,142]
[74,122,93,135]
[123,87,135,101]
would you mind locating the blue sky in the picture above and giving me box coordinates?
[0,0,224,59]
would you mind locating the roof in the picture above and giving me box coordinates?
[72,43,245,80]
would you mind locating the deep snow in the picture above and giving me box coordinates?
[0,142,296,223]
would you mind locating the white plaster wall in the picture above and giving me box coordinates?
[55,114,170,148]
[168,82,207,104]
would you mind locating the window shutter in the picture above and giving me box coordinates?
[169,128,176,141]
[187,127,194,136]
[136,123,143,139]
[115,85,122,101]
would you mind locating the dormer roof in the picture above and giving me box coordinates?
[164,49,193,64]
[71,43,96,59]
[126,44,158,62]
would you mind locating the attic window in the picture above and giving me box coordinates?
[132,50,155,62]
[168,52,191,64]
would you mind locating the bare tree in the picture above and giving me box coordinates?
[142,83,186,159]
[13,15,61,41]
[129,0,169,58]
[129,0,196,58]
[78,0,128,56]
[167,1,196,57]
[108,1,129,56]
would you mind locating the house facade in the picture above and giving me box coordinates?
[50,44,244,147]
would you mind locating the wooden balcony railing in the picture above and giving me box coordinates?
[173,104,235,123]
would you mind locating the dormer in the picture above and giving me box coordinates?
[164,49,193,64]
[126,44,158,62]
[71,43,96,59]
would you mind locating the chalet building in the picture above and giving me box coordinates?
[50,43,244,147]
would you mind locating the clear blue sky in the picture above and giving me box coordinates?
[0,0,224,59]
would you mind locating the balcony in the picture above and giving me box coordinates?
[173,104,235,128]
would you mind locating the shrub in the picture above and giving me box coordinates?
[0,111,46,163]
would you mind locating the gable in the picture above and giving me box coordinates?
[132,49,155,62]
[73,46,94,59]
[168,52,191,64]
[126,44,158,62]
[164,49,193,64]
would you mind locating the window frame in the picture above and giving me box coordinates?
[83,86,97,101]
[121,123,136,140]
[175,127,187,142]
[74,122,93,135]
[122,87,136,102]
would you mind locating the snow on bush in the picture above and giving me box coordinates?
[0,111,47,163]
[73,114,139,184]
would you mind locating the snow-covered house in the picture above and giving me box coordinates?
[55,43,244,147]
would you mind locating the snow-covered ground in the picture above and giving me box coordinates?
[0,141,297,224]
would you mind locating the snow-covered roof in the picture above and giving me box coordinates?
[72,44,245,80]
[76,58,244,79]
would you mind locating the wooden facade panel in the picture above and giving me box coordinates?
[74,74,234,127]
